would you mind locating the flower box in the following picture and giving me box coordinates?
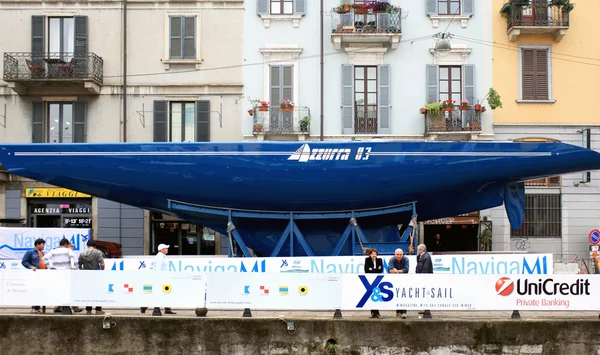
[459,106,471,111]
[441,107,454,112]
[280,107,294,112]
[258,106,269,112]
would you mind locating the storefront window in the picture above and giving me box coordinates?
[152,221,216,255]
[28,202,92,228]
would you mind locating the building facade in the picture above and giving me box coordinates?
[485,0,600,260]
[0,0,243,255]
[242,0,494,141]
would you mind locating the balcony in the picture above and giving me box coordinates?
[503,1,570,42]
[424,108,482,139]
[331,9,402,50]
[3,52,103,95]
[252,106,311,140]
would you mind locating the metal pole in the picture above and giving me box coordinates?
[123,0,128,142]
[319,0,324,141]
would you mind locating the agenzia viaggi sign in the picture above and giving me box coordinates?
[103,253,554,275]
[340,274,598,311]
[0,227,90,260]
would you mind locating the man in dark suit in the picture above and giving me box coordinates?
[416,244,433,318]
[364,248,383,318]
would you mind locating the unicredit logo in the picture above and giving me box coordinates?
[495,277,514,296]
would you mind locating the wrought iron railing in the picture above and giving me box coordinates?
[504,2,570,30]
[3,52,103,84]
[332,9,402,34]
[354,112,378,134]
[424,108,481,134]
[253,106,311,134]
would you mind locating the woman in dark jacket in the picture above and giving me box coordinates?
[364,248,383,318]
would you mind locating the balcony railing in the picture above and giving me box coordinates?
[3,52,103,84]
[332,10,402,34]
[424,108,481,135]
[253,106,310,135]
[503,1,570,41]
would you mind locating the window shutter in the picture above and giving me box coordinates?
[31,16,45,67]
[341,65,354,135]
[257,0,269,15]
[462,0,474,16]
[153,100,168,142]
[196,100,210,142]
[522,49,535,100]
[32,102,45,143]
[426,0,437,16]
[169,16,182,59]
[426,64,439,103]
[74,16,88,77]
[294,0,306,15]
[183,16,196,59]
[535,49,549,100]
[73,102,87,142]
[378,64,391,134]
[462,64,475,125]
[270,65,281,104]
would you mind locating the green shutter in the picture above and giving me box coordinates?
[153,100,168,142]
[31,16,45,67]
[73,102,87,142]
[196,100,210,142]
[32,102,45,143]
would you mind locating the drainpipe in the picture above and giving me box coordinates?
[319,0,324,141]
[122,0,128,142]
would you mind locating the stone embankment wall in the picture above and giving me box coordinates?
[1,316,599,354]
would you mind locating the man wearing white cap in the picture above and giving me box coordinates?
[141,244,176,315]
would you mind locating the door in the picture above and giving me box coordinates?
[354,66,378,134]
[35,215,61,227]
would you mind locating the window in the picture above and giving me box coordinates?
[510,194,561,238]
[438,0,460,15]
[170,102,196,142]
[169,16,196,59]
[153,100,210,142]
[48,17,74,55]
[354,66,378,134]
[32,102,86,143]
[271,0,293,14]
[520,47,550,101]
[439,66,462,102]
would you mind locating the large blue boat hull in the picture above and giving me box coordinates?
[1,141,599,256]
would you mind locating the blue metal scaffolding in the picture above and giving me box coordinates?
[167,200,418,257]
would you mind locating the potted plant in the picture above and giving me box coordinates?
[253,122,263,132]
[300,116,310,132]
[336,2,353,13]
[372,1,391,13]
[480,229,492,252]
[420,107,427,114]
[440,99,455,111]
[248,109,253,116]
[279,99,294,112]
[258,100,269,112]
[353,3,372,14]
[459,99,470,110]
[424,102,441,116]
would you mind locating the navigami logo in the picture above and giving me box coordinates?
[356,275,394,307]
[495,277,515,296]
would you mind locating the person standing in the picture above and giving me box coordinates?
[141,244,176,315]
[21,238,46,313]
[43,238,80,313]
[388,248,409,318]
[363,248,383,319]
[416,244,433,318]
[79,240,105,314]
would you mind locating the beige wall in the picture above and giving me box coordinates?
[0,0,244,143]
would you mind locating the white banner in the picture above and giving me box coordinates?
[340,274,600,311]
[205,273,341,310]
[102,253,554,275]
[70,271,206,308]
[0,227,90,260]
[0,270,71,306]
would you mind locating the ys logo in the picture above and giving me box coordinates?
[356,275,394,308]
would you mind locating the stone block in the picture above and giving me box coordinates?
[502,345,521,354]
[430,347,451,355]
[520,344,543,354]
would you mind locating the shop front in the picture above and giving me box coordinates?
[151,212,217,255]
[26,187,92,229]
[423,212,480,252]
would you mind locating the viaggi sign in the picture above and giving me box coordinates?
[103,254,553,275]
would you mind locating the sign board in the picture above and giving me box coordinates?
[25,187,90,199]
[101,254,554,275]
[0,227,90,260]
[0,270,71,306]
[589,229,600,245]
[205,273,341,310]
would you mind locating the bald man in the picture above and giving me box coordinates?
[388,248,409,318]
